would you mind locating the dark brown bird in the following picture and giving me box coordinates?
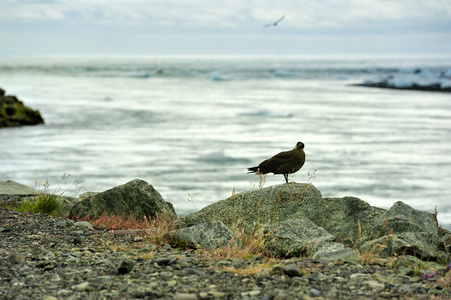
[247,141,306,183]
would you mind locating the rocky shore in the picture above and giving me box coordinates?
[353,82,451,93]
[1,179,450,299]
[1,208,449,299]
[353,68,451,93]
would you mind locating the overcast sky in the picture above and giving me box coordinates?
[1,0,451,56]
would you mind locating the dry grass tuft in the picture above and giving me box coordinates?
[80,212,153,230]
[224,263,272,276]
[78,212,178,246]
[346,220,388,264]
[196,225,270,261]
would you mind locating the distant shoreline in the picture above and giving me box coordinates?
[352,83,451,93]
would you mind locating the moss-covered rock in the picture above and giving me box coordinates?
[360,201,440,260]
[178,183,322,233]
[170,221,241,249]
[178,184,447,261]
[69,179,176,221]
[278,196,386,245]
[0,88,44,128]
[263,218,335,257]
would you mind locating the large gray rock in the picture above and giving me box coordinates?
[170,221,241,249]
[178,184,447,261]
[0,180,36,195]
[0,180,36,205]
[278,196,386,245]
[69,179,176,221]
[360,201,439,260]
[178,183,321,232]
[0,180,79,216]
[263,218,335,257]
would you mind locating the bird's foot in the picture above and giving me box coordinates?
[283,174,289,183]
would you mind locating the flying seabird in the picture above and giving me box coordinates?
[247,141,306,183]
[263,15,286,27]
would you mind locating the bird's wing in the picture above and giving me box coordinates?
[275,15,286,24]
[263,15,285,27]
[271,150,294,160]
[262,157,296,174]
[258,150,295,174]
[277,161,298,174]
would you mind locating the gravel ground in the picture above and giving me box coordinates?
[0,208,449,299]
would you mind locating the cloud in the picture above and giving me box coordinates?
[1,0,450,55]
[2,0,450,28]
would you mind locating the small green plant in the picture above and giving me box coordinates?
[13,172,83,217]
[16,192,62,216]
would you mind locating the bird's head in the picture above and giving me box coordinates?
[295,141,305,150]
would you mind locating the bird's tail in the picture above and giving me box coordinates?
[247,166,259,174]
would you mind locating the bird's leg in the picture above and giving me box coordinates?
[283,174,288,183]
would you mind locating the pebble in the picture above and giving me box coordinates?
[73,221,94,230]
[153,257,172,266]
[284,264,302,277]
[310,287,321,297]
[7,252,24,264]
[111,229,137,236]
[364,280,385,291]
[72,281,90,291]
[184,268,206,276]
[117,256,134,274]
[173,293,198,300]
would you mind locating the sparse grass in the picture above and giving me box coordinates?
[187,192,198,212]
[78,211,178,247]
[385,253,435,278]
[12,173,74,216]
[10,172,85,217]
[256,174,267,231]
[136,252,157,260]
[196,226,269,261]
[15,192,62,216]
[195,224,280,276]
[81,212,154,230]
[437,272,451,291]
[423,263,451,280]
[200,169,321,261]
[346,219,388,264]
[355,240,388,264]
[410,260,431,276]
[224,263,273,276]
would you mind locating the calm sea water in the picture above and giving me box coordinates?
[1,55,450,229]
